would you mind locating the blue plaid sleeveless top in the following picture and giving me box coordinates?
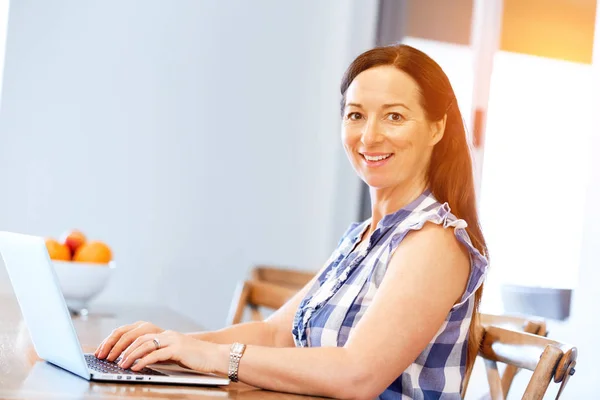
[292,190,488,399]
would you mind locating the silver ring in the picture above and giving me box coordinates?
[152,337,160,350]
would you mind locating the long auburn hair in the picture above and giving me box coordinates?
[340,44,488,373]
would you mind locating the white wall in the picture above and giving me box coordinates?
[0,0,377,329]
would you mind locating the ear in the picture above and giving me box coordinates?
[429,114,447,146]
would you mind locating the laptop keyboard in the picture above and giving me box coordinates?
[85,354,167,376]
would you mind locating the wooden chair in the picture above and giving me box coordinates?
[227,280,298,325]
[250,265,314,290]
[475,325,576,399]
[462,313,548,398]
[226,266,314,326]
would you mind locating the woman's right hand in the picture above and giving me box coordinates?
[95,321,164,362]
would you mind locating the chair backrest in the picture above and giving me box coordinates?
[250,265,314,289]
[461,313,548,398]
[477,325,576,400]
[227,280,297,325]
[226,266,315,326]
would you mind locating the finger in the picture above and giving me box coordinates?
[119,337,162,369]
[131,348,173,371]
[95,338,109,357]
[106,326,149,362]
[95,333,116,357]
[94,340,103,357]
[120,333,155,364]
[95,329,126,357]
[97,323,140,359]
[103,321,149,361]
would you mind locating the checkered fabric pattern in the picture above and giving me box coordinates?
[291,190,488,399]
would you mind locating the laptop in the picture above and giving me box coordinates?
[0,231,230,386]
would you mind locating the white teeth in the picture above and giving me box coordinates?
[364,154,391,162]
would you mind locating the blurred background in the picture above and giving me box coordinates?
[0,0,598,398]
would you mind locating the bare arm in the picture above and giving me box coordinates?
[97,264,325,361]
[209,223,470,399]
[187,321,277,346]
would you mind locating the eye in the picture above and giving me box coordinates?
[386,112,404,122]
[346,112,363,121]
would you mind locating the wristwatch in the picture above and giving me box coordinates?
[228,342,246,382]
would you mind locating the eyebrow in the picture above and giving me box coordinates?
[345,102,363,109]
[382,103,411,111]
[345,102,411,111]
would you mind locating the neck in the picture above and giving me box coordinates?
[368,176,428,235]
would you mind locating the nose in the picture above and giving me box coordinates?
[361,118,384,146]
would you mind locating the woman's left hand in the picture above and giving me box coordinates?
[117,330,225,374]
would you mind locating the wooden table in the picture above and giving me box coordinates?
[0,295,324,399]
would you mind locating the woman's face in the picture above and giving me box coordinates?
[342,66,445,190]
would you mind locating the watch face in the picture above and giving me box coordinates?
[232,343,244,354]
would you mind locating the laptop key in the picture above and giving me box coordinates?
[85,354,166,376]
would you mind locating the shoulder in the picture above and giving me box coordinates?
[400,221,470,269]
[387,222,470,301]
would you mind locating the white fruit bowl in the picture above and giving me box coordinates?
[52,260,115,314]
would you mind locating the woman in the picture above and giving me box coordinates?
[95,44,488,399]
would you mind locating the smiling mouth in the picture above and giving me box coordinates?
[361,153,393,162]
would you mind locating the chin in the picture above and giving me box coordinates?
[361,176,393,189]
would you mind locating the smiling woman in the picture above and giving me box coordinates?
[95,44,488,400]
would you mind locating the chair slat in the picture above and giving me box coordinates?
[522,345,563,399]
[228,280,297,325]
[251,265,314,289]
[480,314,547,336]
[481,326,562,371]
[484,359,505,400]
[248,280,297,310]
[227,281,252,326]
[249,306,264,322]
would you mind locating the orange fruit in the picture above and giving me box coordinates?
[60,229,87,253]
[73,241,112,264]
[45,238,71,261]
